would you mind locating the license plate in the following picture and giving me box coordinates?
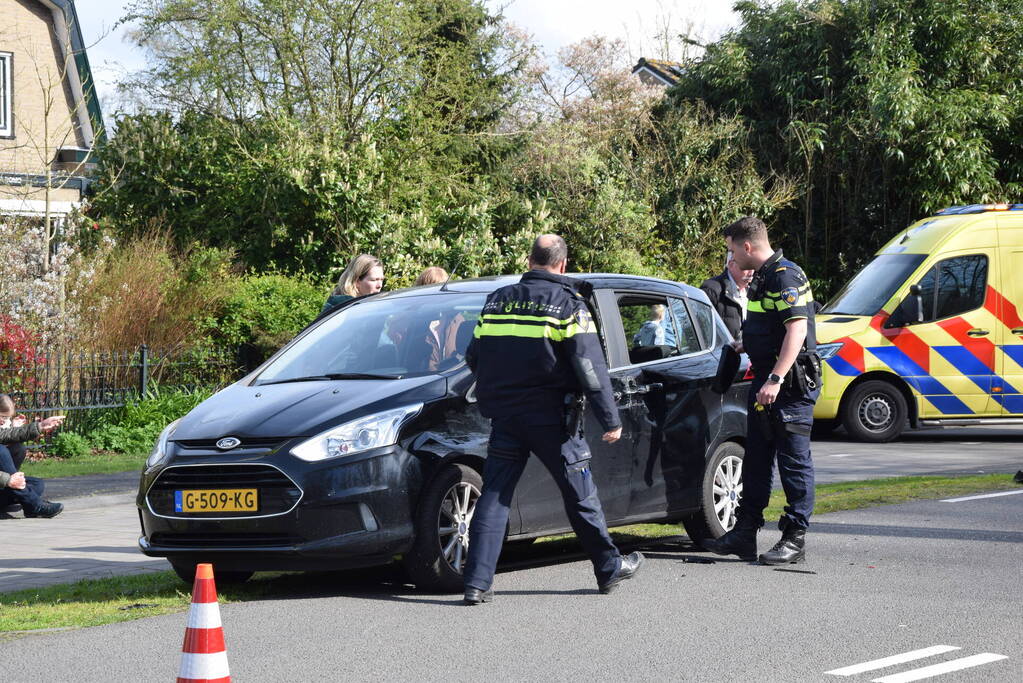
[175,489,258,513]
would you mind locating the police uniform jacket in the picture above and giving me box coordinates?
[743,250,817,374]
[465,270,621,432]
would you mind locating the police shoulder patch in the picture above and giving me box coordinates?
[781,287,799,305]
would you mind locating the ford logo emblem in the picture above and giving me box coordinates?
[216,437,241,450]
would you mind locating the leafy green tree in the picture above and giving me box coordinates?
[668,0,1023,295]
[95,0,533,277]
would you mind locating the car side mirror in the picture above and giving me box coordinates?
[888,285,925,328]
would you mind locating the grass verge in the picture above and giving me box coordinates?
[24,452,147,478]
[1,473,1019,634]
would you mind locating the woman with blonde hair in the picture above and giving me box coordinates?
[414,266,448,287]
[321,254,384,314]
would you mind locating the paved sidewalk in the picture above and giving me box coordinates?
[1,494,169,593]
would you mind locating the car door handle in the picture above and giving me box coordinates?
[966,328,989,337]
[614,383,663,402]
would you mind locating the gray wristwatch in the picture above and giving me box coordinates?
[767,372,783,384]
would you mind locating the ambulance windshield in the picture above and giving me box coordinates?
[823,254,926,316]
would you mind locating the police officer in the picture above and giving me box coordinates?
[461,234,644,604]
[703,217,821,565]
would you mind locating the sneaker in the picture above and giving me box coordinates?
[24,501,64,519]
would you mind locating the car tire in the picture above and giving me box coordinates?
[402,463,482,592]
[841,380,907,443]
[170,561,254,586]
[681,441,744,545]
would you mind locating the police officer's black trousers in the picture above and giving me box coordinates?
[463,416,621,591]
[738,378,819,530]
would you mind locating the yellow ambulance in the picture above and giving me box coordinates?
[815,204,1023,442]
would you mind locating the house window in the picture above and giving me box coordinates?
[0,51,12,138]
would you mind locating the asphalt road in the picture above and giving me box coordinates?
[4,489,1020,682]
[812,425,1023,484]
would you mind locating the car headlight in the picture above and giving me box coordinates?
[816,342,844,360]
[291,404,423,462]
[146,419,181,469]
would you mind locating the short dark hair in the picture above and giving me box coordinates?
[722,216,768,245]
[529,235,568,267]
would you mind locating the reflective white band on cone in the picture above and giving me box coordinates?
[186,603,223,629]
[178,651,231,680]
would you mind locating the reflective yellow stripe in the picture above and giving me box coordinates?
[473,318,594,340]
[776,297,813,311]
[748,300,766,313]
[481,313,574,326]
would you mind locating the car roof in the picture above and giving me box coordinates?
[374,272,707,302]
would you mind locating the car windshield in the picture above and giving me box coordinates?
[822,253,927,316]
[255,293,486,384]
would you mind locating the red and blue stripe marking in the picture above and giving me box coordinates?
[822,285,1023,415]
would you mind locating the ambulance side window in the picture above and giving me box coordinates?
[916,255,988,322]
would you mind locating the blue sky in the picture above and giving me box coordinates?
[77,0,739,111]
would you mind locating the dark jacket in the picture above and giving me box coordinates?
[700,271,745,339]
[320,293,354,315]
[466,270,620,432]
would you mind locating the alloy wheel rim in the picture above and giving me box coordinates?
[437,480,480,574]
[712,455,743,531]
[859,393,895,431]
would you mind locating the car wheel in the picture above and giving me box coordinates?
[682,441,744,544]
[170,561,254,585]
[403,463,482,592]
[841,380,907,443]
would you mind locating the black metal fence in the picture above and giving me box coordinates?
[0,344,241,432]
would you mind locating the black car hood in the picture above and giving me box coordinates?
[172,375,448,441]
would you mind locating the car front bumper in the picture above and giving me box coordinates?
[137,444,423,572]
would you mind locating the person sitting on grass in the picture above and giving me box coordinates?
[0,399,66,519]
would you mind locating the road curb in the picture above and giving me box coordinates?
[62,492,137,511]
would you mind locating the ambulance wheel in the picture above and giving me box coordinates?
[403,463,482,592]
[842,380,907,443]
[169,561,253,585]
[682,441,745,544]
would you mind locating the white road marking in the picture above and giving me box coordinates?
[941,490,1023,503]
[825,646,961,676]
[871,653,1009,683]
[829,453,855,458]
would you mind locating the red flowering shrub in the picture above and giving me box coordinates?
[0,317,46,394]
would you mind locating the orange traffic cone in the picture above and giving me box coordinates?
[177,564,231,683]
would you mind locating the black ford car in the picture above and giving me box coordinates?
[138,274,749,591]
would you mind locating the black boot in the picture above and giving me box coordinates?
[759,523,805,565]
[701,519,759,561]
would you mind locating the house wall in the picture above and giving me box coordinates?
[0,0,86,180]
[0,182,80,202]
